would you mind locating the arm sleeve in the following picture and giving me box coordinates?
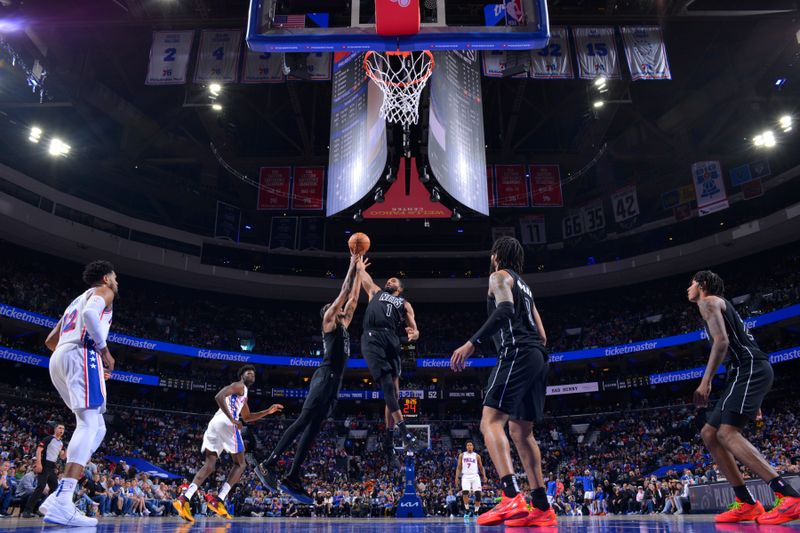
[82,295,108,350]
[469,302,514,346]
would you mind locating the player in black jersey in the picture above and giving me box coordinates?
[358,259,420,457]
[254,253,362,504]
[451,237,556,527]
[689,270,800,525]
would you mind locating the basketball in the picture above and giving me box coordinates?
[348,232,371,255]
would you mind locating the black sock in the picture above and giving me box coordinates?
[501,475,519,498]
[769,476,800,498]
[531,487,550,511]
[733,485,756,505]
[262,453,277,468]
[397,421,410,437]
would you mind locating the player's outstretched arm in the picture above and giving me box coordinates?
[404,302,419,341]
[240,400,284,423]
[45,318,63,352]
[324,254,360,332]
[341,259,363,329]
[357,257,381,299]
[694,297,729,407]
[215,381,246,428]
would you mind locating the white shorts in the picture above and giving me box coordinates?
[583,491,595,500]
[547,495,554,504]
[461,475,481,492]
[50,344,107,413]
[201,415,245,455]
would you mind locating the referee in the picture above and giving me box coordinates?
[22,423,65,518]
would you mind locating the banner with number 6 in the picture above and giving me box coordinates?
[194,29,242,84]
[610,185,640,223]
[146,31,194,85]
[573,27,620,80]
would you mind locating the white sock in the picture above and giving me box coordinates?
[219,483,231,501]
[184,483,199,500]
[55,478,78,504]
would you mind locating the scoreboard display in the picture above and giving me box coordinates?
[402,397,419,418]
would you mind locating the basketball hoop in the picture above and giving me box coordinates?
[364,50,435,127]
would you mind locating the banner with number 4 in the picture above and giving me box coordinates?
[610,185,640,223]
[194,29,242,84]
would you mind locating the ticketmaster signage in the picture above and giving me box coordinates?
[2,302,799,367]
[649,346,800,384]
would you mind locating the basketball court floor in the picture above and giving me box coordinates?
[2,515,800,532]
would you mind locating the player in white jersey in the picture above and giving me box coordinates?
[455,441,487,519]
[173,365,283,522]
[39,260,117,527]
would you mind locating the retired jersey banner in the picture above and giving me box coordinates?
[146,31,194,85]
[692,161,729,216]
[289,52,332,81]
[291,167,324,211]
[495,164,530,207]
[610,185,640,222]
[530,27,574,79]
[481,51,528,78]
[529,164,563,207]
[620,26,672,80]
[581,199,606,233]
[242,50,285,83]
[257,167,292,210]
[194,30,242,84]
[487,166,496,208]
[573,27,620,80]
[520,215,546,245]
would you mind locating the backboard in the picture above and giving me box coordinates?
[247,0,550,52]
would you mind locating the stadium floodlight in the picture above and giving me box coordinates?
[48,138,70,157]
[762,130,776,147]
[779,115,792,132]
[594,76,607,88]
[209,83,222,96]
[212,103,223,111]
[29,126,42,143]
[593,100,604,108]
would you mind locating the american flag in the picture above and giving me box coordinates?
[273,14,306,28]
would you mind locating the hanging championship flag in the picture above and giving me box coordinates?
[580,199,606,233]
[691,161,729,216]
[494,164,529,207]
[487,166,496,208]
[288,52,332,81]
[194,29,242,84]
[530,26,574,79]
[242,50,285,83]
[146,31,194,85]
[573,27,620,80]
[298,217,325,250]
[269,216,298,249]
[520,215,546,245]
[529,164,563,207]
[214,201,241,242]
[257,167,292,210]
[610,185,640,222]
[291,167,325,211]
[620,26,672,80]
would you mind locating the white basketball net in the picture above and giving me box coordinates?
[364,51,435,127]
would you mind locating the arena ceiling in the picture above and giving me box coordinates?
[0,0,798,241]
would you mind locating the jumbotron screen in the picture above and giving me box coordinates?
[427,50,490,216]
[326,52,388,217]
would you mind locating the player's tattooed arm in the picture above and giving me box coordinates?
[325,254,360,331]
[694,297,729,407]
[342,261,362,328]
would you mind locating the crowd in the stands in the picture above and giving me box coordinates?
[1,394,799,519]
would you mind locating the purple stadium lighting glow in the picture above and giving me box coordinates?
[0,19,25,33]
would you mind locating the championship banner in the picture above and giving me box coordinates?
[573,27,620,80]
[691,161,729,216]
[242,50,285,83]
[257,167,292,210]
[610,185,640,223]
[494,164,530,207]
[288,52,332,81]
[487,166,496,208]
[520,215,546,245]
[529,164,563,207]
[530,26,574,79]
[620,26,672,81]
[214,201,241,242]
[193,29,242,84]
[268,216,298,249]
[146,31,194,85]
[291,167,324,210]
[298,217,325,250]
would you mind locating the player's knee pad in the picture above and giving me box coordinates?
[67,409,100,466]
[378,374,400,412]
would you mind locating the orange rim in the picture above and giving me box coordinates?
[364,50,435,88]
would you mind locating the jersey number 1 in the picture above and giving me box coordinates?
[385,304,393,317]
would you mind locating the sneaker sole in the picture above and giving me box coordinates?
[477,510,528,526]
[172,501,194,523]
[254,469,280,493]
[279,484,314,505]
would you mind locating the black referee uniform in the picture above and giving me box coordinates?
[705,299,773,428]
[24,434,62,514]
[361,290,406,380]
[482,269,549,422]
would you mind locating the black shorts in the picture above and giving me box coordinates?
[362,329,401,380]
[483,345,548,423]
[706,359,773,429]
[302,366,344,417]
